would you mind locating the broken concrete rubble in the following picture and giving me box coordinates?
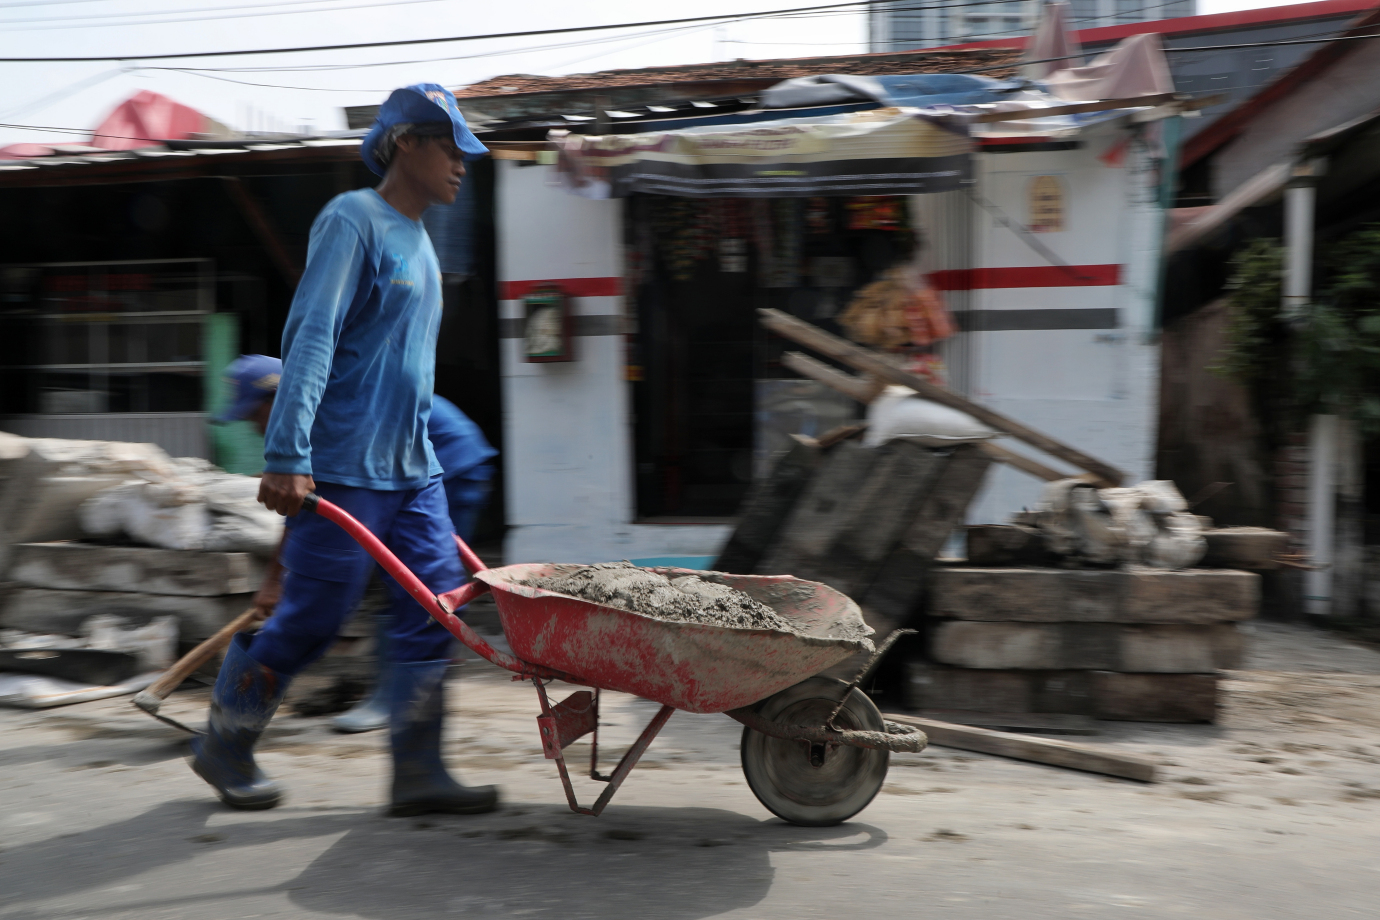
[0,588,255,644]
[0,435,175,577]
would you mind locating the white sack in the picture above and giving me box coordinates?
[863,386,1000,448]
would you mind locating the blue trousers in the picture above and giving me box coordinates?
[248,476,464,676]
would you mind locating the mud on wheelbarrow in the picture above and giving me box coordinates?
[304,494,926,827]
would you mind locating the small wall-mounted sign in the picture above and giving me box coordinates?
[523,285,574,362]
[1028,175,1065,233]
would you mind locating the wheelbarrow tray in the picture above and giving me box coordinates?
[474,565,874,714]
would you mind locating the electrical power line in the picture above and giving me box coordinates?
[131,21,727,92]
[728,0,1188,49]
[0,0,1016,61]
[0,0,454,31]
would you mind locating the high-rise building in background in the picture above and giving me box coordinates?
[869,0,1197,50]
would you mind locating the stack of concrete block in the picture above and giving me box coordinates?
[2,542,263,648]
[910,566,1260,722]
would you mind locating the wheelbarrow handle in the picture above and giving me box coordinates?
[301,493,562,681]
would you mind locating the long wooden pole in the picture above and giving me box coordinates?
[886,712,1157,782]
[761,309,1125,486]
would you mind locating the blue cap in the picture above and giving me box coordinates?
[216,354,282,423]
[361,84,488,177]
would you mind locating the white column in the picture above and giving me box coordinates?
[1282,169,1318,322]
[1305,414,1337,616]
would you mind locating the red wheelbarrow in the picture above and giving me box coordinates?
[305,494,927,827]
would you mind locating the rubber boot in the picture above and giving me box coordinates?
[387,659,500,817]
[189,633,288,810]
[332,613,392,734]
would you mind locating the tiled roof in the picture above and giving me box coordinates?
[455,48,1020,100]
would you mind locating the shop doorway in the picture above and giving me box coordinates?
[627,194,923,520]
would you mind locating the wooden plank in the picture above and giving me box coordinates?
[760,308,1125,486]
[713,435,822,575]
[780,350,1089,488]
[916,710,1100,735]
[976,441,1076,482]
[885,712,1158,782]
[780,351,882,404]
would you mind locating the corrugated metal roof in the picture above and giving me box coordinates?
[0,132,366,187]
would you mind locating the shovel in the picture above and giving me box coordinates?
[130,606,265,734]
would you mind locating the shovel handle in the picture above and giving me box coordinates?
[139,606,263,704]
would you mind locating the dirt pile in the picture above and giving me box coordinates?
[518,562,803,632]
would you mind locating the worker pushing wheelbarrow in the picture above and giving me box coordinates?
[306,493,927,826]
[176,83,923,828]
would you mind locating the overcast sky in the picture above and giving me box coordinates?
[0,0,1314,147]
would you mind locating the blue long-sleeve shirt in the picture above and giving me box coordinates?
[263,188,444,490]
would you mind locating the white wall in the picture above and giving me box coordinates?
[928,122,1163,524]
[496,160,730,563]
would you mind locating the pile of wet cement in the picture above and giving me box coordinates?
[517,562,804,633]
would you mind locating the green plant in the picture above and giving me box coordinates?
[1301,226,1380,434]
[1215,229,1380,437]
[1213,238,1286,389]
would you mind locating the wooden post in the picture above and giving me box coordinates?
[221,177,303,290]
[886,712,1158,782]
[760,308,1125,486]
[977,442,1078,483]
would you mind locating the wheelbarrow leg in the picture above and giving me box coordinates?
[588,704,674,817]
[532,679,673,817]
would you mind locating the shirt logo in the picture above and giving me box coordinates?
[389,254,414,286]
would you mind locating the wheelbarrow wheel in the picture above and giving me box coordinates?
[740,676,889,827]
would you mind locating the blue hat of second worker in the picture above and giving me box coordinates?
[216,354,282,423]
[361,83,489,177]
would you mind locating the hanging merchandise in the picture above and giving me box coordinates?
[845,196,906,231]
[714,199,750,273]
[765,198,803,288]
[719,238,748,273]
[750,199,774,288]
[651,197,717,282]
[837,268,913,348]
[805,197,832,234]
[838,267,957,352]
[906,352,948,385]
[903,285,956,346]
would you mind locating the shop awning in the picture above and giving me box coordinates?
[553,108,972,199]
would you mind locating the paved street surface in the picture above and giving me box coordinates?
[4,620,1380,919]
